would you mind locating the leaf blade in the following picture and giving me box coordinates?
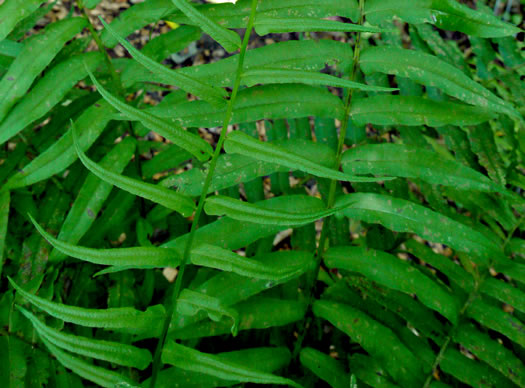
[39,337,135,388]
[18,306,152,370]
[313,300,424,387]
[325,246,460,323]
[360,46,520,119]
[171,0,241,53]
[254,16,383,35]
[172,297,307,340]
[4,101,115,189]
[72,123,196,217]
[87,68,213,162]
[204,195,337,226]
[49,136,136,262]
[466,298,525,348]
[177,289,239,336]
[143,84,345,128]
[300,348,349,388]
[350,95,496,127]
[455,324,525,386]
[224,131,392,183]
[242,68,397,92]
[99,17,227,106]
[341,143,509,196]
[335,193,501,262]
[162,341,303,388]
[0,17,87,125]
[9,277,164,335]
[29,213,181,267]
[365,0,522,38]
[190,244,313,281]
[0,52,103,145]
[144,347,291,388]
[0,0,46,41]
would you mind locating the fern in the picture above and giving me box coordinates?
[0,0,524,387]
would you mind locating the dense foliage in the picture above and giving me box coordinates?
[0,0,524,387]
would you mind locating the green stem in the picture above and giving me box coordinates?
[423,215,522,387]
[316,0,365,260]
[148,2,258,386]
[421,282,480,388]
[292,0,366,359]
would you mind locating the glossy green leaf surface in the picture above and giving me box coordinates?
[163,138,336,196]
[468,124,507,185]
[88,68,213,162]
[0,0,46,41]
[254,17,382,35]
[402,239,474,292]
[146,347,292,388]
[49,136,136,262]
[73,124,196,217]
[350,354,400,388]
[455,324,525,386]
[100,17,227,106]
[172,297,307,339]
[0,39,22,58]
[167,273,286,335]
[466,298,525,348]
[190,244,312,281]
[30,214,181,267]
[143,84,345,127]
[177,289,239,335]
[360,46,520,119]
[242,68,397,91]
[335,193,501,260]
[100,0,176,48]
[9,277,165,335]
[494,261,525,285]
[162,341,303,388]
[341,143,508,195]
[300,348,349,388]
[480,278,525,313]
[171,0,241,53]
[441,348,512,388]
[122,39,354,87]
[313,300,424,388]
[41,338,135,388]
[162,153,284,196]
[0,17,87,124]
[0,52,102,145]
[350,95,496,127]
[205,195,338,226]
[365,0,522,38]
[167,0,359,28]
[4,101,115,189]
[325,246,459,323]
[224,131,391,182]
[1,2,523,387]
[164,194,323,253]
[18,306,152,370]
